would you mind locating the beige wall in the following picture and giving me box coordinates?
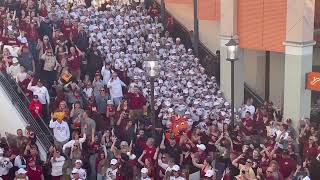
[243,49,266,99]
[0,85,26,134]
[269,52,285,108]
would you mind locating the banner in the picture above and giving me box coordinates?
[306,72,320,91]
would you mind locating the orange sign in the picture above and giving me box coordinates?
[306,72,320,91]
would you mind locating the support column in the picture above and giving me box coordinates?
[220,0,244,108]
[283,42,315,127]
[283,0,315,128]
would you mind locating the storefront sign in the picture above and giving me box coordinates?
[306,72,320,91]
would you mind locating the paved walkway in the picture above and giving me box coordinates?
[159,1,220,53]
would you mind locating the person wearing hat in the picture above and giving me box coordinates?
[168,165,185,180]
[49,112,70,149]
[14,168,28,180]
[28,95,43,119]
[141,167,151,180]
[0,148,13,180]
[106,159,118,180]
[6,57,21,79]
[73,160,86,180]
[27,78,50,119]
[203,169,215,180]
[71,168,83,180]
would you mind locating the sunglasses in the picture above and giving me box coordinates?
[100,89,105,91]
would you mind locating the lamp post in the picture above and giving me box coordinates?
[144,52,160,137]
[161,0,165,25]
[193,0,199,56]
[225,37,239,128]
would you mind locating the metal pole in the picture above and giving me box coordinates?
[231,61,235,128]
[150,77,156,137]
[193,0,199,57]
[161,0,165,25]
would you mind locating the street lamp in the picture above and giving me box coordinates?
[161,0,166,25]
[144,52,160,137]
[225,37,239,128]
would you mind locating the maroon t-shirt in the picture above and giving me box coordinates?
[277,156,296,178]
[27,166,43,180]
[68,53,81,70]
[126,92,146,110]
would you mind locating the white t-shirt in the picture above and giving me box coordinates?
[106,167,117,180]
[27,84,50,104]
[49,120,70,142]
[51,156,65,176]
[170,176,186,180]
[101,66,111,85]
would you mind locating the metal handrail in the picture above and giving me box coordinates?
[0,72,53,151]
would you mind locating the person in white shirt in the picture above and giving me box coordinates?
[14,152,27,169]
[62,132,86,153]
[0,148,13,178]
[27,79,50,118]
[169,165,185,180]
[72,160,86,180]
[16,66,28,83]
[106,159,118,180]
[51,149,65,179]
[141,168,151,180]
[107,72,126,106]
[101,63,112,85]
[49,117,70,148]
[7,57,21,79]
[240,98,256,119]
[71,168,84,180]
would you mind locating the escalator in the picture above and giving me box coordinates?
[0,72,53,152]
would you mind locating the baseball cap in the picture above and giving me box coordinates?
[17,168,27,174]
[204,169,214,177]
[172,165,180,171]
[141,168,148,174]
[75,159,82,164]
[110,159,118,165]
[196,144,206,151]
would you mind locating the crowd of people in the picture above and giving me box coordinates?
[0,0,320,179]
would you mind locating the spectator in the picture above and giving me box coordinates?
[50,149,65,180]
[26,158,44,180]
[6,57,20,79]
[127,86,147,122]
[49,113,70,149]
[107,72,126,106]
[28,95,43,119]
[27,78,50,119]
[14,168,28,180]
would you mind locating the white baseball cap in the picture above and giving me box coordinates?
[196,144,206,151]
[75,159,82,164]
[141,167,148,174]
[172,165,180,171]
[110,159,118,165]
[204,169,214,177]
[17,168,27,174]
